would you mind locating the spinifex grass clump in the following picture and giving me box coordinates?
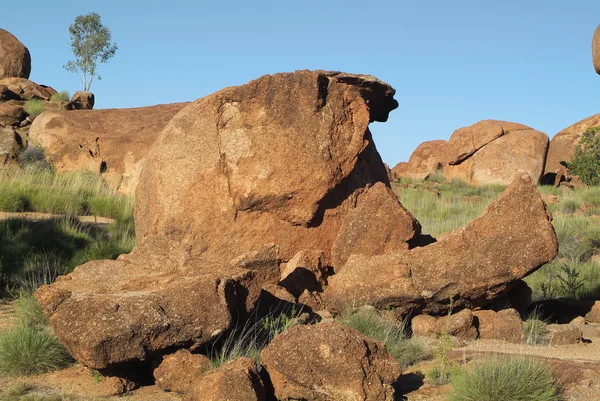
[338,306,428,369]
[208,306,307,368]
[448,357,561,401]
[0,325,72,376]
[23,99,46,118]
[49,91,70,102]
[524,308,550,346]
[0,167,133,221]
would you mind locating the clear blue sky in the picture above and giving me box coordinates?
[3,1,599,166]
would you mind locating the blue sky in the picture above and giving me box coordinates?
[3,1,599,166]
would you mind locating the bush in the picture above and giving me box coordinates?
[49,91,70,102]
[18,146,52,171]
[338,306,428,368]
[208,307,306,368]
[448,357,561,401]
[0,325,72,376]
[524,309,549,345]
[567,127,600,186]
[23,99,46,118]
[14,291,47,328]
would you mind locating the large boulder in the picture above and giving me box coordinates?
[544,113,600,179]
[594,24,600,75]
[0,29,31,80]
[0,77,55,100]
[0,100,25,126]
[261,323,402,401]
[35,71,414,372]
[325,174,558,315]
[394,140,450,180]
[29,103,189,195]
[446,120,532,165]
[444,129,549,185]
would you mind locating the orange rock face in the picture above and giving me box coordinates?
[444,129,549,185]
[396,140,450,180]
[29,103,189,195]
[325,174,558,315]
[0,29,31,80]
[261,323,402,401]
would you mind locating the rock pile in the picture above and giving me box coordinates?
[34,70,559,397]
[393,120,549,185]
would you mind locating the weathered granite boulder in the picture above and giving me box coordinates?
[0,29,31,80]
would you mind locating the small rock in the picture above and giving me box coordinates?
[436,309,478,340]
[547,324,583,345]
[68,91,95,110]
[153,349,211,393]
[186,357,265,401]
[261,322,402,401]
[585,301,600,323]
[411,314,438,338]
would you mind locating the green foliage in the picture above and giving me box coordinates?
[523,309,549,346]
[338,306,428,369]
[14,291,47,329]
[208,307,307,368]
[392,180,503,237]
[23,99,46,118]
[567,127,600,186]
[560,199,580,214]
[18,147,52,171]
[0,168,134,220]
[49,91,70,103]
[64,12,118,92]
[0,325,72,376]
[425,169,446,183]
[448,357,561,401]
[556,264,585,299]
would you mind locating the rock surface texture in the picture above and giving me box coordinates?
[29,103,188,195]
[261,323,402,401]
[442,120,548,185]
[325,174,558,315]
[393,140,450,180]
[0,29,31,80]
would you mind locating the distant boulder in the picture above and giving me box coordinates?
[0,29,31,80]
[444,128,549,185]
[29,102,189,195]
[440,120,547,185]
[68,91,95,110]
[593,24,600,74]
[0,77,55,101]
[544,113,600,180]
[394,140,450,180]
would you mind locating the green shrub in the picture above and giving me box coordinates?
[18,146,52,171]
[448,357,561,401]
[208,307,306,368]
[338,306,428,368]
[524,309,549,346]
[49,91,70,102]
[560,199,580,214]
[14,291,47,328]
[567,127,600,186]
[23,99,46,118]
[425,169,446,183]
[0,325,72,376]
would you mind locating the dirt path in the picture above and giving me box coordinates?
[403,326,600,401]
[0,212,115,225]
